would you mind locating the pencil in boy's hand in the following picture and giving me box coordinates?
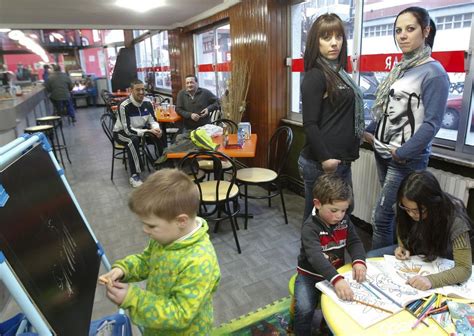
[98,275,111,285]
[353,299,394,314]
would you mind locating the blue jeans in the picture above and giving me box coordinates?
[294,273,321,336]
[371,151,429,249]
[298,154,353,223]
[52,98,76,119]
[367,244,397,258]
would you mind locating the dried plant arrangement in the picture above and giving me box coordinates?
[220,59,252,124]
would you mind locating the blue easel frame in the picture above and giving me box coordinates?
[0,133,112,335]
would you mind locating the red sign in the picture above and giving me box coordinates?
[197,63,231,72]
[291,50,465,73]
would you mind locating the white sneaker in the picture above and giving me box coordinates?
[129,174,143,188]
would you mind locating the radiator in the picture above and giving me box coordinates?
[352,148,474,224]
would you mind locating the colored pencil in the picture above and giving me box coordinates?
[405,308,430,327]
[367,282,403,308]
[361,282,382,300]
[353,299,395,314]
[412,304,435,329]
[407,299,423,312]
[416,294,437,317]
[428,306,449,315]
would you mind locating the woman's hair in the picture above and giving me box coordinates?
[394,6,437,49]
[304,13,348,102]
[396,170,471,260]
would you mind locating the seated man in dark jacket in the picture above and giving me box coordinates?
[176,74,219,131]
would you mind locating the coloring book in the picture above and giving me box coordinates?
[384,255,474,300]
[317,257,474,329]
[316,260,431,328]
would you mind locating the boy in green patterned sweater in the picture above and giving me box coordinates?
[99,168,221,335]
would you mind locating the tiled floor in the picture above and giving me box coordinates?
[0,106,372,333]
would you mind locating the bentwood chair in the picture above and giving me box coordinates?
[198,119,239,178]
[211,118,238,133]
[179,150,242,253]
[236,126,293,229]
[100,113,127,180]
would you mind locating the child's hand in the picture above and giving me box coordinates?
[106,281,129,306]
[406,275,432,290]
[334,279,354,301]
[352,264,367,283]
[394,246,410,260]
[98,268,124,286]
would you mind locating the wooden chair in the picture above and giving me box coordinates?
[100,113,127,180]
[179,150,242,253]
[236,126,294,229]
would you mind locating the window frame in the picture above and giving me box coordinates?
[287,0,474,162]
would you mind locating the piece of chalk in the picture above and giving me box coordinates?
[98,276,111,285]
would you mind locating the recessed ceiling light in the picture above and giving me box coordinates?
[115,0,165,13]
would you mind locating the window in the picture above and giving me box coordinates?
[133,30,149,38]
[194,23,230,97]
[289,0,355,121]
[134,38,152,83]
[151,31,171,91]
[289,0,474,159]
[103,30,124,45]
[436,13,472,30]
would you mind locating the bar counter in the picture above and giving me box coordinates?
[0,86,50,146]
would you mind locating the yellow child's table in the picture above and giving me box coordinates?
[321,260,450,335]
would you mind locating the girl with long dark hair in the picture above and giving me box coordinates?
[370,170,472,290]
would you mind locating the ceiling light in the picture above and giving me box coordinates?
[8,30,24,40]
[115,0,165,13]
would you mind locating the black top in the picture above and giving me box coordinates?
[300,68,360,163]
[176,87,219,130]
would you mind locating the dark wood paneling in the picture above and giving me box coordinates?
[229,0,288,167]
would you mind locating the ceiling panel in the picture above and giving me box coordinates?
[0,0,238,29]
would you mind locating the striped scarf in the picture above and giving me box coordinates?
[372,45,432,120]
[322,59,365,137]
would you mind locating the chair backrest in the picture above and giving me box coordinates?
[178,150,237,207]
[267,126,293,175]
[209,109,222,122]
[211,118,238,133]
[100,112,116,145]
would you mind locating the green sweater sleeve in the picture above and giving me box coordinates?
[112,241,153,282]
[120,254,219,331]
[426,232,472,288]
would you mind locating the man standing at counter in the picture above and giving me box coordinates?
[45,64,76,122]
[176,74,219,131]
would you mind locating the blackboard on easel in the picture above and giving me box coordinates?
[0,143,101,335]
